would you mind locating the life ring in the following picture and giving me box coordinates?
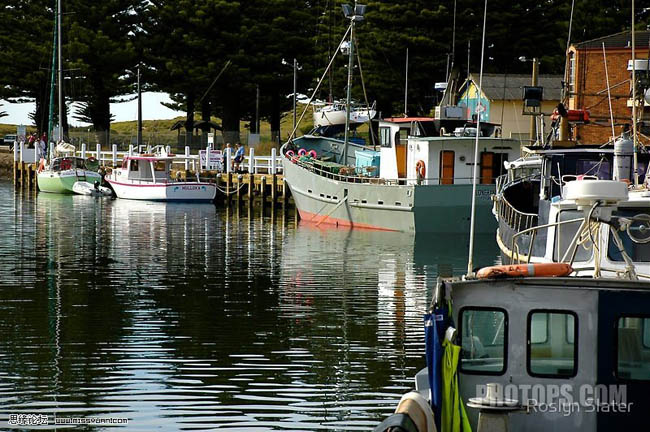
[60,159,72,170]
[477,263,573,279]
[298,148,307,156]
[416,160,426,179]
[308,150,318,159]
[37,158,45,173]
[286,150,295,158]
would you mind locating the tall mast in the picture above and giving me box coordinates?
[632,0,639,186]
[47,0,57,159]
[137,64,142,147]
[57,0,63,142]
[342,3,357,165]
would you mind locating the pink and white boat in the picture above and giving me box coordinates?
[106,155,216,202]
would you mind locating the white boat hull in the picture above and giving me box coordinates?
[313,107,376,128]
[72,181,113,197]
[107,179,217,201]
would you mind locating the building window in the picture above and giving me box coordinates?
[617,316,650,381]
[379,127,391,148]
[527,310,578,378]
[459,307,507,375]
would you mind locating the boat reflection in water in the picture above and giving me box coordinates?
[1,184,498,430]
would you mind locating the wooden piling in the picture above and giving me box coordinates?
[226,172,232,204]
[248,173,254,203]
[260,176,267,206]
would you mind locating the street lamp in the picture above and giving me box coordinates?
[282,58,302,133]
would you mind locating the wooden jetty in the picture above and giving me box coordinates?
[11,142,291,207]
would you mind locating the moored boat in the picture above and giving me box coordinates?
[106,154,216,202]
[37,156,103,194]
[375,180,650,432]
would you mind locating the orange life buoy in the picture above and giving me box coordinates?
[38,158,45,173]
[416,160,426,179]
[477,263,573,279]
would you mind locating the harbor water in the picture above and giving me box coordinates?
[0,181,498,430]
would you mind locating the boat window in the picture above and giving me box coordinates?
[554,210,592,262]
[576,158,611,180]
[607,209,650,262]
[440,151,454,185]
[154,161,166,171]
[617,316,650,381]
[459,308,507,375]
[528,310,578,378]
[130,160,139,171]
[480,152,508,184]
[380,127,391,148]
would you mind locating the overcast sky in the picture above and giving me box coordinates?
[1,92,183,128]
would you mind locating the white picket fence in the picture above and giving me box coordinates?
[14,142,283,174]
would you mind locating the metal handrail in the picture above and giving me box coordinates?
[285,153,501,185]
[495,194,538,232]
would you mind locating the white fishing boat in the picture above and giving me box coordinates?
[106,154,216,202]
[312,101,376,128]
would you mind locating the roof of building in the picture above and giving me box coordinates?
[574,30,650,50]
[464,73,563,101]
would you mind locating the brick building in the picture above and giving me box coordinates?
[568,30,650,145]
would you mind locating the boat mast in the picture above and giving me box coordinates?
[342,2,358,165]
[632,0,639,186]
[57,0,63,143]
[467,0,488,276]
[47,0,57,160]
[137,64,142,147]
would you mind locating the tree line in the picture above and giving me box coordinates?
[0,0,643,145]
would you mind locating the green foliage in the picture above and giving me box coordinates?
[0,0,647,137]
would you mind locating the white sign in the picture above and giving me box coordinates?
[199,150,223,170]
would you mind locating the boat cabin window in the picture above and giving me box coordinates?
[380,127,391,148]
[554,210,593,262]
[130,160,139,171]
[154,161,167,171]
[527,310,577,378]
[439,151,454,185]
[480,152,508,184]
[607,209,650,262]
[576,158,611,180]
[617,316,650,381]
[459,308,507,375]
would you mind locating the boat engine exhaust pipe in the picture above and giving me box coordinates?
[613,133,634,183]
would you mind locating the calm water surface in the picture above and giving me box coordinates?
[0,181,498,430]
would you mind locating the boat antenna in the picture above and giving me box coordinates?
[57,0,63,143]
[448,0,457,82]
[342,1,365,165]
[467,0,488,276]
[404,47,409,116]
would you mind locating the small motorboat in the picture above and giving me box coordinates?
[72,180,113,197]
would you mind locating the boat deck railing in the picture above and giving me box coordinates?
[287,153,499,186]
[495,194,538,233]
